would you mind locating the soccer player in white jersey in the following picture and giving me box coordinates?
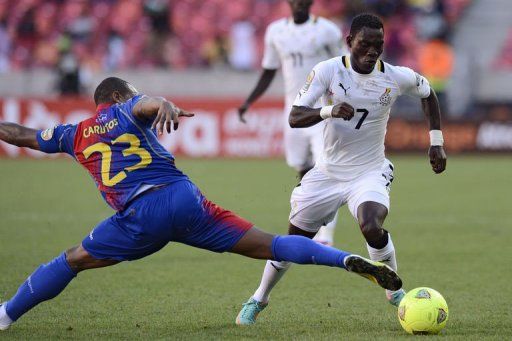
[236,13,447,325]
[238,0,343,245]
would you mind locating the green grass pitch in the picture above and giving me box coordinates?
[0,155,511,340]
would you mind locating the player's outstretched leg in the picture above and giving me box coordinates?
[251,223,315,306]
[357,201,405,306]
[231,227,402,325]
[0,245,118,330]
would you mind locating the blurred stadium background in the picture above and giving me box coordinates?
[0,0,511,158]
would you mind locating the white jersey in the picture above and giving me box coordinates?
[293,55,431,181]
[262,16,343,109]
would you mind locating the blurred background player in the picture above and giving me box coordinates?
[236,13,447,325]
[238,0,344,246]
[0,77,402,330]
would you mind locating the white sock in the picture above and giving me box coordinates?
[366,233,401,294]
[252,260,291,303]
[313,211,339,245]
[0,303,13,330]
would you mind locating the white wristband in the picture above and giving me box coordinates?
[429,130,444,146]
[320,105,334,119]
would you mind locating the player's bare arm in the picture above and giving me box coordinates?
[289,102,355,128]
[238,69,277,123]
[132,96,194,135]
[421,88,447,174]
[0,122,40,150]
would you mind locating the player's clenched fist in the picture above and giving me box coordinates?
[428,146,447,174]
[332,102,355,121]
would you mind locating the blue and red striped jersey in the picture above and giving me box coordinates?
[36,95,188,211]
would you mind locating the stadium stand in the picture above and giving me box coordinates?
[0,0,470,72]
[1,1,512,155]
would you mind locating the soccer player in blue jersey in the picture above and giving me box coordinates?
[0,77,401,330]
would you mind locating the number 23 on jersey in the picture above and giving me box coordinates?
[82,133,152,187]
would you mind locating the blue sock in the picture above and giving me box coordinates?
[5,252,76,321]
[271,235,351,269]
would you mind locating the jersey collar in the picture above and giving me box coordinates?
[342,55,385,76]
[287,15,316,26]
[96,102,113,112]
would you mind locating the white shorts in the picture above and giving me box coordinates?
[284,119,324,171]
[289,159,395,233]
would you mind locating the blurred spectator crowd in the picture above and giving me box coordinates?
[0,0,471,75]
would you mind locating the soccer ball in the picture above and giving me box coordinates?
[398,287,449,335]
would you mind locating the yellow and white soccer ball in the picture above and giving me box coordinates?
[398,287,449,335]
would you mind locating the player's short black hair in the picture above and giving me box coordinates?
[350,13,384,36]
[93,77,134,105]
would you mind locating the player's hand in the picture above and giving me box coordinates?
[428,146,447,174]
[151,101,194,135]
[332,102,355,121]
[238,103,250,123]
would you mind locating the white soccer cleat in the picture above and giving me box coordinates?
[0,303,13,331]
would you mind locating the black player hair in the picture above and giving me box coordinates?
[93,77,134,105]
[349,13,384,36]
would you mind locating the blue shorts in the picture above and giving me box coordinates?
[82,180,253,261]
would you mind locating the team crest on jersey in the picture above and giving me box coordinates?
[96,112,108,123]
[301,70,315,93]
[379,88,392,106]
[40,127,54,141]
[326,89,334,105]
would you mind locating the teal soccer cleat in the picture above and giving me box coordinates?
[387,288,406,307]
[236,298,268,325]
